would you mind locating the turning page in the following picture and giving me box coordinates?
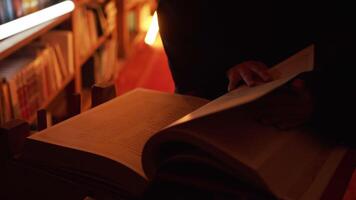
[170,45,314,126]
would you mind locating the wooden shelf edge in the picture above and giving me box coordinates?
[28,74,74,124]
[0,13,72,60]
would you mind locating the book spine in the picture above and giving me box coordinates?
[13,0,24,18]
[22,0,33,15]
[4,0,15,22]
[0,1,6,24]
[67,32,75,76]
[8,78,20,119]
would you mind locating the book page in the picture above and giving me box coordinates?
[144,101,346,200]
[170,45,314,126]
[26,89,208,179]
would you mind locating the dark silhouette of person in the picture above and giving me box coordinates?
[149,1,355,199]
[157,0,319,99]
[157,0,355,142]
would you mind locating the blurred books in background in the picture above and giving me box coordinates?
[74,0,117,62]
[0,30,73,123]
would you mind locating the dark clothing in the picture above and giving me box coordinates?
[157,0,354,99]
[310,31,356,145]
[157,1,356,144]
[158,1,308,98]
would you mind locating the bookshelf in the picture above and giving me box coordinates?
[0,0,125,125]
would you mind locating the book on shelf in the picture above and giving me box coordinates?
[74,6,92,59]
[0,40,71,122]
[0,1,5,24]
[0,53,34,121]
[21,45,352,199]
[94,37,118,83]
[0,79,13,124]
[2,0,15,23]
[12,0,24,18]
[104,0,117,33]
[41,30,75,76]
[88,4,111,36]
[75,2,116,61]
[0,0,8,24]
[52,44,68,78]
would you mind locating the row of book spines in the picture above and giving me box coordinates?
[0,0,56,24]
[1,44,72,123]
[75,1,117,60]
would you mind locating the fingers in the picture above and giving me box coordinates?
[227,67,242,91]
[227,60,271,91]
[227,70,242,91]
[239,68,256,87]
[249,61,272,82]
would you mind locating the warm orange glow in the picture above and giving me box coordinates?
[144,11,159,46]
[140,4,152,32]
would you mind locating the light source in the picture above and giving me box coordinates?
[144,11,159,46]
[0,0,75,40]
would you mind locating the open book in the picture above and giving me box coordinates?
[21,45,351,199]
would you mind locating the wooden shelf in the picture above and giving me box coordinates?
[78,32,112,67]
[28,75,74,123]
[0,13,71,60]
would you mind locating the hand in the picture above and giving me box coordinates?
[227,61,272,91]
